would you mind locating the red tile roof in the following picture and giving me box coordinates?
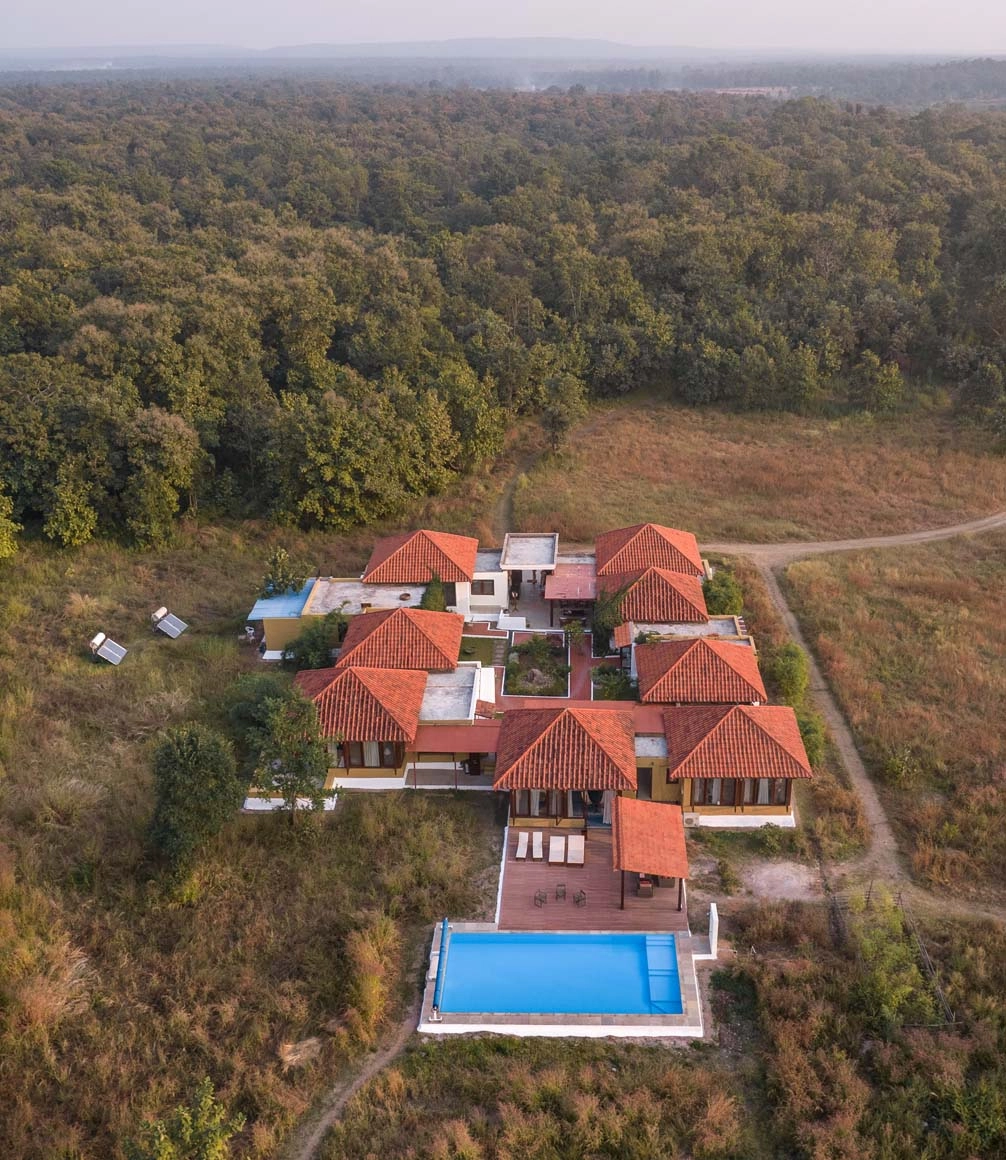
[612,798,689,880]
[362,529,478,584]
[336,608,463,672]
[612,622,634,649]
[294,666,426,741]
[493,707,637,791]
[595,523,703,578]
[636,639,766,705]
[600,568,708,624]
[663,705,813,780]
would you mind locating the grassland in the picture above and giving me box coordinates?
[513,399,1006,542]
[0,525,505,1159]
[783,532,1006,895]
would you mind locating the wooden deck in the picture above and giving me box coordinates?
[497,829,689,933]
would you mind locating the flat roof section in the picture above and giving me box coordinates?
[544,562,597,602]
[499,533,559,571]
[635,617,751,641]
[247,579,316,621]
[475,549,504,573]
[420,664,481,723]
[306,578,427,617]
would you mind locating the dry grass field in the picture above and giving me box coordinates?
[0,526,504,1159]
[513,399,1006,542]
[783,533,1006,895]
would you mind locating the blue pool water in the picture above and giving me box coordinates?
[437,932,682,1015]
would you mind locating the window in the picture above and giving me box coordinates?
[443,582,457,606]
[471,579,496,596]
[344,741,401,768]
[740,779,790,806]
[693,779,737,807]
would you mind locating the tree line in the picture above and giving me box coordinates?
[1,80,1006,550]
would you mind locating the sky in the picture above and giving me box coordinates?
[5,0,1006,56]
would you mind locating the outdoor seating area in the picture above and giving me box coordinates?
[498,827,690,933]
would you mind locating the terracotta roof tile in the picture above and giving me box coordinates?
[294,666,426,741]
[612,798,689,880]
[663,705,813,780]
[612,622,633,649]
[599,568,708,624]
[362,530,478,584]
[636,639,766,704]
[336,608,463,671]
[493,707,637,791]
[595,523,703,577]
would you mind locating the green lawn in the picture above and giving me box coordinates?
[459,634,499,668]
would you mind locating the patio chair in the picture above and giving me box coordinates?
[534,890,547,908]
[532,831,544,861]
[566,834,585,867]
[515,830,529,861]
[548,834,566,865]
[574,890,587,908]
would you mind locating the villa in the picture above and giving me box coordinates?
[248,520,813,827]
[247,520,814,1036]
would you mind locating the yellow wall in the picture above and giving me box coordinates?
[262,617,306,651]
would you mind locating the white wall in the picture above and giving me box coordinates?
[469,571,508,611]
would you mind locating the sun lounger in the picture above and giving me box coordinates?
[548,834,566,865]
[532,831,544,861]
[566,834,585,867]
[515,830,529,860]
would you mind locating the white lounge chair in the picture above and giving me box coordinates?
[548,834,566,865]
[532,831,544,861]
[566,834,585,867]
[515,830,529,860]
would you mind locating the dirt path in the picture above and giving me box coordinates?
[703,508,1006,566]
[281,995,421,1160]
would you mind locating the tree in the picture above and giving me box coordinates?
[703,567,744,615]
[43,456,97,547]
[125,1077,244,1160]
[283,609,346,670]
[149,726,242,869]
[540,373,587,452]
[0,483,20,560]
[420,572,447,612]
[851,351,904,413]
[254,693,328,823]
[591,584,629,656]
[259,546,303,598]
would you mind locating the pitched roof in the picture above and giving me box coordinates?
[493,707,637,791]
[663,705,813,780]
[613,622,634,649]
[599,568,708,624]
[595,523,703,578]
[335,607,463,671]
[362,530,478,584]
[636,639,767,705]
[294,666,426,741]
[612,798,689,880]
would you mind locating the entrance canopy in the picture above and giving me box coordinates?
[612,797,689,880]
[544,563,597,602]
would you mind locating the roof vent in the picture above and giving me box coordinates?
[399,592,412,601]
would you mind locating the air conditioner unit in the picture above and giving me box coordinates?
[684,813,700,827]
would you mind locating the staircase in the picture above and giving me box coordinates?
[644,935,682,1014]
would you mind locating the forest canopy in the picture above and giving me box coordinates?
[2,80,1006,547]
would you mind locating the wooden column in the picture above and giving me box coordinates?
[620,869,626,910]
[677,877,684,912]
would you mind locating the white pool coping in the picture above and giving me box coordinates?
[419,922,711,1039]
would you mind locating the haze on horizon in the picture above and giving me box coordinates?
[5,0,1005,57]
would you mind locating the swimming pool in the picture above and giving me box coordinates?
[436,931,682,1015]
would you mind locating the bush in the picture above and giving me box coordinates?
[283,609,346,670]
[765,641,810,706]
[797,708,827,768]
[703,567,744,615]
[126,1077,244,1160]
[149,726,243,870]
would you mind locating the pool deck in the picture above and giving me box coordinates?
[497,829,690,934]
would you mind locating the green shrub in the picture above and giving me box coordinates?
[703,567,744,615]
[283,609,346,670]
[797,708,827,768]
[420,572,447,611]
[766,641,810,705]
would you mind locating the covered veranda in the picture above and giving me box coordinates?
[611,796,689,912]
